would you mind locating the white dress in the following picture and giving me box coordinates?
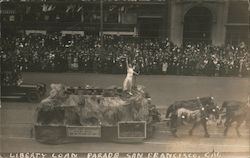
[123,67,134,91]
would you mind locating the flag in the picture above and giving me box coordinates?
[26,6,31,14]
[120,6,124,12]
[77,6,83,12]
[47,5,52,11]
[42,4,48,12]
[47,5,55,11]
[66,5,75,13]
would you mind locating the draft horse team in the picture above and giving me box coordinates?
[165,96,249,137]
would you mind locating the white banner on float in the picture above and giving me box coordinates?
[66,126,101,137]
[61,31,85,36]
[25,30,47,35]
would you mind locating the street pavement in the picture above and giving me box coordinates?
[0,73,249,156]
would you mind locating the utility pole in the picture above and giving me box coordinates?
[100,0,104,48]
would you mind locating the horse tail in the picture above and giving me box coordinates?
[165,104,175,118]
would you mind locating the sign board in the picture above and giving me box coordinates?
[25,30,47,35]
[66,126,101,137]
[61,31,85,36]
[118,121,146,139]
[102,30,136,36]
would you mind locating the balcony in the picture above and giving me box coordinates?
[10,21,136,32]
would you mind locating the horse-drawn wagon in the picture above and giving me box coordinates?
[34,84,160,144]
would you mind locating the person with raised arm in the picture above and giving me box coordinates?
[123,57,139,95]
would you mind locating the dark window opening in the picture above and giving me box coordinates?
[183,7,213,44]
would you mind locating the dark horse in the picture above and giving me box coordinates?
[220,101,249,137]
[165,97,220,137]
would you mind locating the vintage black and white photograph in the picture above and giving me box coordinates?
[0,0,249,158]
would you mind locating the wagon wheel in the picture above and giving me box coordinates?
[27,91,41,103]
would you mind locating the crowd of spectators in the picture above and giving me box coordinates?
[1,33,249,77]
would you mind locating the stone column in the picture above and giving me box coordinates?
[211,2,228,46]
[169,0,183,46]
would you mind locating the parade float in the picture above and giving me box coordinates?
[34,84,160,144]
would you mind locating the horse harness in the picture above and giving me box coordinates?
[196,97,209,121]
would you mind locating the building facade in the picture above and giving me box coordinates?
[170,0,249,46]
[1,0,249,46]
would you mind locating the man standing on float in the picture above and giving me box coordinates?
[123,57,139,95]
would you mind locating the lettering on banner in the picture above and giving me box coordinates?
[66,126,101,137]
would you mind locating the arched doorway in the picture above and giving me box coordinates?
[183,7,213,44]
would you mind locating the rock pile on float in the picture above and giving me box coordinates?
[35,84,151,126]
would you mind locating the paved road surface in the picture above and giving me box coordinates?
[0,73,249,156]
